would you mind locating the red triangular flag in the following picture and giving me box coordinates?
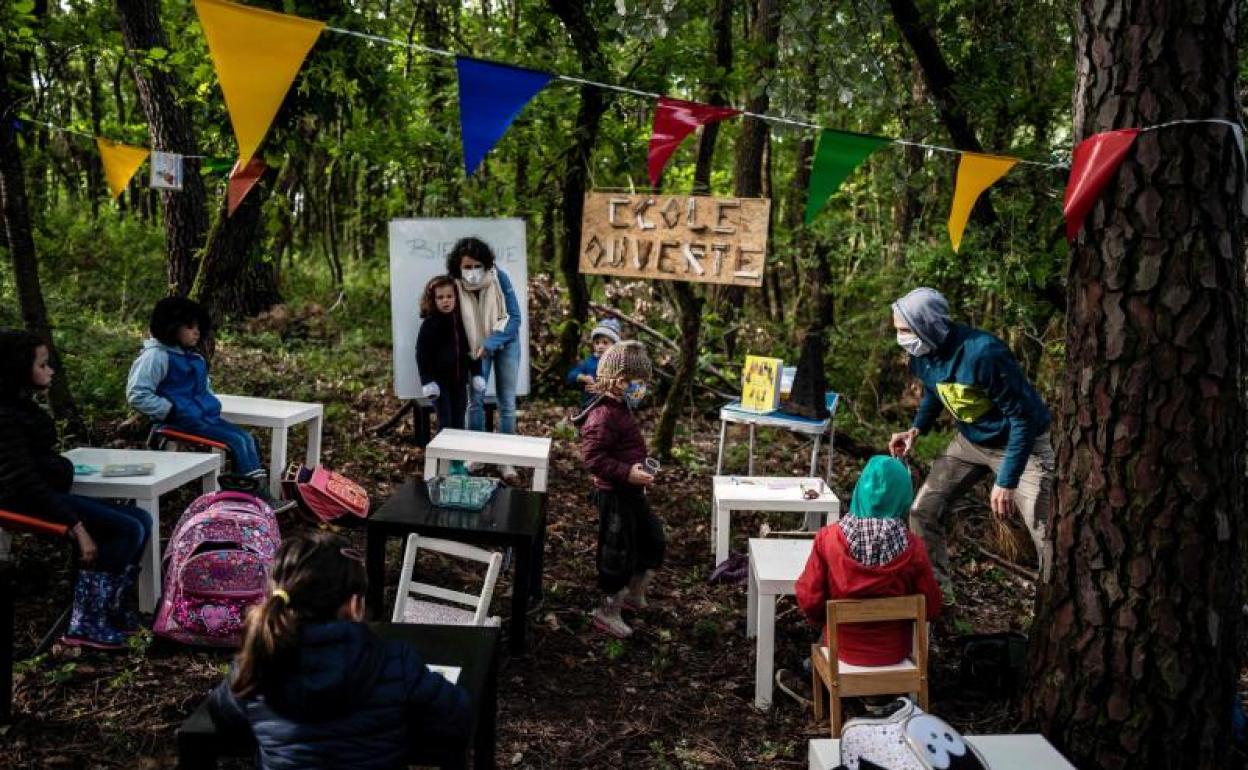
[227,157,266,216]
[647,97,741,187]
[1063,128,1140,241]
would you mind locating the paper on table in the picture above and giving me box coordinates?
[428,664,461,684]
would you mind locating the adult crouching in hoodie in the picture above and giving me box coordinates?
[209,531,471,769]
[887,287,1054,596]
[795,456,942,668]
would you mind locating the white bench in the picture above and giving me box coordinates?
[216,394,324,497]
[712,476,840,566]
[422,429,552,492]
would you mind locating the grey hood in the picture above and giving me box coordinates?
[891,287,951,348]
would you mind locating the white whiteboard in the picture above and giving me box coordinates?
[389,219,530,400]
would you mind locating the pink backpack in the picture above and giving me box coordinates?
[153,491,281,647]
[282,464,370,523]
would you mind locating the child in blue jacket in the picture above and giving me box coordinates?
[210,531,471,769]
[127,297,264,481]
[566,317,621,407]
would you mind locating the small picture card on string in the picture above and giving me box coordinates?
[150,151,184,190]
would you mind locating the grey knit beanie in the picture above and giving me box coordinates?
[597,340,651,382]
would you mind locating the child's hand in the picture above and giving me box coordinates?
[71,523,98,565]
[628,463,655,487]
[422,382,441,399]
[472,376,487,393]
[472,347,485,360]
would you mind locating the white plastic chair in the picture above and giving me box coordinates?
[391,534,503,627]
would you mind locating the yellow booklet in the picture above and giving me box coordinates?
[741,355,783,412]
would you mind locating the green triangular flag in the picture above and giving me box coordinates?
[804,129,891,224]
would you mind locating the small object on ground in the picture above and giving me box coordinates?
[774,669,812,707]
[708,551,749,585]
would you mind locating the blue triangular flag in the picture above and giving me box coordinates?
[456,56,553,176]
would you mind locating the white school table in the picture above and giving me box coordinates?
[423,428,553,493]
[216,394,323,497]
[808,733,1077,769]
[716,392,840,480]
[712,476,840,566]
[64,447,220,613]
[747,536,814,710]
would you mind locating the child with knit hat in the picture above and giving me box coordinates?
[565,317,622,408]
[573,340,666,638]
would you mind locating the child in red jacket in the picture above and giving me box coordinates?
[573,341,664,639]
[795,455,942,666]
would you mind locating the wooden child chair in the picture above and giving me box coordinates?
[810,594,929,737]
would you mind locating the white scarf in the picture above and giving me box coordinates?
[456,268,509,352]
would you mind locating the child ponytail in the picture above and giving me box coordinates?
[231,531,368,698]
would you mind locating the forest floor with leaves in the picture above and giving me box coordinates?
[1,333,1040,769]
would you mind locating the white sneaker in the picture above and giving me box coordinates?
[500,464,520,483]
[591,608,633,638]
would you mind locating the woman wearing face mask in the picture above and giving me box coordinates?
[444,237,523,482]
[887,287,1054,602]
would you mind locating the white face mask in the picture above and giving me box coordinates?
[462,267,486,286]
[897,331,933,357]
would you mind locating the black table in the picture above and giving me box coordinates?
[367,480,546,654]
[177,623,500,770]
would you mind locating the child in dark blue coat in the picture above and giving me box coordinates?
[566,317,621,407]
[416,275,481,432]
[210,531,471,769]
[127,297,264,480]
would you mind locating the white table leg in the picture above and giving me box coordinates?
[804,509,823,532]
[748,424,756,476]
[755,591,777,709]
[423,454,438,481]
[268,427,288,498]
[136,497,161,613]
[810,434,821,478]
[532,467,548,493]
[747,561,758,638]
[203,467,220,494]
[716,420,727,474]
[715,504,730,566]
[306,414,323,467]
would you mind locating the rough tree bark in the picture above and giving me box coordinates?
[1023,3,1243,768]
[115,0,210,296]
[549,0,606,372]
[0,57,82,432]
[193,172,283,321]
[724,0,779,361]
[652,0,733,460]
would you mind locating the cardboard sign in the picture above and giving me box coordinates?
[578,192,770,287]
[741,355,783,413]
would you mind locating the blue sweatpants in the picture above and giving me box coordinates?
[58,494,151,572]
[171,419,263,475]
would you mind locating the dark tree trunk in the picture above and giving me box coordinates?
[0,63,82,433]
[722,0,778,361]
[116,0,211,297]
[193,172,282,322]
[1023,3,1243,768]
[652,0,734,460]
[549,0,606,372]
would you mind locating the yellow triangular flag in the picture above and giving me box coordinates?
[947,152,1018,252]
[194,0,325,164]
[96,139,150,200]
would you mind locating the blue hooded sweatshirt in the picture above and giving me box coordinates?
[893,288,1050,489]
[126,338,222,426]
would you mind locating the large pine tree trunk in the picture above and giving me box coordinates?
[0,79,82,432]
[115,0,210,296]
[1023,3,1243,768]
[549,0,605,372]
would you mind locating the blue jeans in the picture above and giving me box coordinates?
[174,419,263,475]
[468,339,519,435]
[59,494,151,572]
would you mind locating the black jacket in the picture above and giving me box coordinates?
[0,395,77,525]
[415,310,480,390]
[209,621,471,770]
